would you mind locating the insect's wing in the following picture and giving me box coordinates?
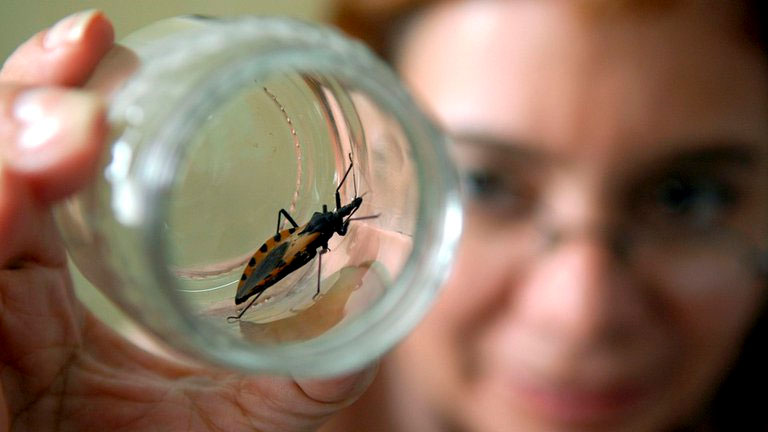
[235,227,324,304]
[235,224,309,304]
[236,241,291,303]
[282,229,324,263]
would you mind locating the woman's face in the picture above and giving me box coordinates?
[393,1,768,431]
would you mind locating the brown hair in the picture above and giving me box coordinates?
[333,0,435,60]
[330,1,768,430]
[333,0,767,61]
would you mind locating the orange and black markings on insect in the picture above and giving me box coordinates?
[227,154,378,322]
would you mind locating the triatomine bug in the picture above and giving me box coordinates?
[227,154,377,321]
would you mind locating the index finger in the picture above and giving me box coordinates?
[0,10,114,87]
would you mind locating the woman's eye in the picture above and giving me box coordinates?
[462,170,533,216]
[465,171,500,197]
[651,175,737,227]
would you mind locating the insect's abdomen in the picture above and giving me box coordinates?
[235,224,322,304]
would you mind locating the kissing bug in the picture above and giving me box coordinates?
[227,154,377,321]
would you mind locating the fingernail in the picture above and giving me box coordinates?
[8,88,101,171]
[43,9,98,50]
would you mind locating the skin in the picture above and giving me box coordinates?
[0,10,376,432]
[326,1,768,431]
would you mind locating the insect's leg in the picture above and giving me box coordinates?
[335,153,355,210]
[350,153,358,198]
[276,208,299,234]
[314,246,329,299]
[226,290,265,322]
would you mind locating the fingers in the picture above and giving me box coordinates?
[294,364,379,406]
[236,364,379,431]
[0,10,112,202]
[0,85,106,202]
[0,10,114,86]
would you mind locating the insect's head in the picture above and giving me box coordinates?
[339,196,363,218]
[335,196,363,235]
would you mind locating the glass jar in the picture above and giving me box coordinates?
[54,16,462,376]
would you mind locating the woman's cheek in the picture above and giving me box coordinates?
[656,275,765,409]
[436,232,520,327]
[657,257,763,348]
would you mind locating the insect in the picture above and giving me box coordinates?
[227,154,376,321]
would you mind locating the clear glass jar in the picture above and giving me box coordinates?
[54,16,462,376]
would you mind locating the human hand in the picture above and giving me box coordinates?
[0,10,376,432]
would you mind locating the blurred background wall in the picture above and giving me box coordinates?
[0,0,334,62]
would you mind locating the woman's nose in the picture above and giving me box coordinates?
[514,229,648,348]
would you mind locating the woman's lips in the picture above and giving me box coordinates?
[509,377,650,425]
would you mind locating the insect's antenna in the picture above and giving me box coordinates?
[348,214,380,222]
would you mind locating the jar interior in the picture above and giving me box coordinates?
[164,71,418,344]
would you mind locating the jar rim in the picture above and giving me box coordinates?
[91,16,463,376]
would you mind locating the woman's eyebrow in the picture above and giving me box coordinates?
[450,132,548,162]
[660,142,762,169]
[450,133,764,171]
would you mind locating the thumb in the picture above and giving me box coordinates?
[0,85,106,202]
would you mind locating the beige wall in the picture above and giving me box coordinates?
[0,0,334,62]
